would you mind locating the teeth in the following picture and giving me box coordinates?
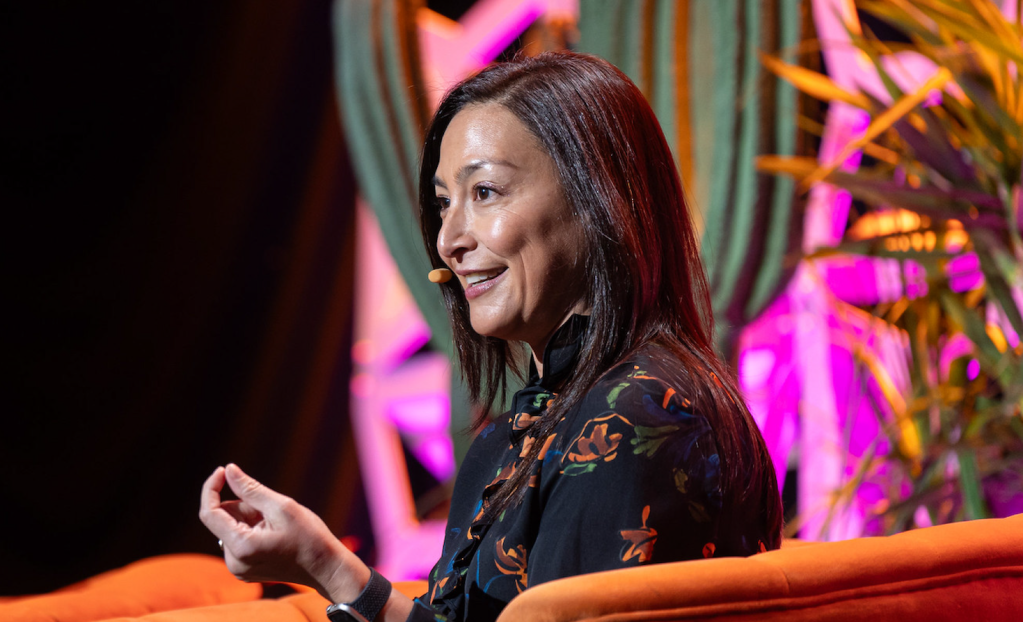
[466,271,501,286]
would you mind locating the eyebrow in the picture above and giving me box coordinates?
[433,159,518,189]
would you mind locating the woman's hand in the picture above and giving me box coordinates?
[198,463,369,602]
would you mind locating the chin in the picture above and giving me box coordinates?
[469,321,504,340]
[468,312,515,341]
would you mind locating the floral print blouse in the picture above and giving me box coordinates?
[406,316,758,622]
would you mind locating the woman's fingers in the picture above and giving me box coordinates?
[224,463,289,514]
[199,466,259,544]
[220,499,264,526]
[199,466,230,532]
[198,463,357,593]
[200,466,226,510]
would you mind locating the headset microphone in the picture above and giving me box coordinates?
[428,268,453,283]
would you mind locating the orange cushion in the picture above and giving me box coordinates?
[1,557,427,622]
[88,581,427,622]
[96,597,318,622]
[1,554,261,622]
[498,514,1023,621]
[392,580,428,600]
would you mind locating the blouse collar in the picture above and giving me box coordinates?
[527,313,590,391]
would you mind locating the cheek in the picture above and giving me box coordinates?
[545,236,585,281]
[481,213,530,257]
[545,224,589,294]
[480,206,583,284]
[525,230,587,301]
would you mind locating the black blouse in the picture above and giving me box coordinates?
[406,316,761,622]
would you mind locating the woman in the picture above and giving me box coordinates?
[200,51,782,622]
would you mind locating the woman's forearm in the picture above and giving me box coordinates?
[317,538,416,622]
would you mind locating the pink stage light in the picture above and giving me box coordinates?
[351,0,582,580]
[388,394,451,434]
[405,434,457,482]
[739,348,776,392]
[947,253,983,293]
[939,334,974,383]
[748,0,1019,539]
[737,294,799,493]
[967,359,981,381]
[469,2,543,65]
[903,260,928,299]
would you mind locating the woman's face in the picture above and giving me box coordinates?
[433,103,588,354]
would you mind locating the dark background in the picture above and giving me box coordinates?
[1,0,365,594]
[1,0,481,597]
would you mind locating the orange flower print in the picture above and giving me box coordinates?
[519,432,557,460]
[562,414,631,475]
[662,387,676,408]
[472,463,518,523]
[620,505,658,563]
[513,433,557,488]
[495,536,529,593]
[513,411,541,431]
[488,462,517,487]
[661,387,691,410]
[574,423,620,461]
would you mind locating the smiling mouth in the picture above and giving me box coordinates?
[465,269,506,286]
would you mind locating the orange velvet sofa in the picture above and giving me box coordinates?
[5,513,1021,622]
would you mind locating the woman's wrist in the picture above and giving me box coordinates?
[312,539,417,621]
[314,538,371,603]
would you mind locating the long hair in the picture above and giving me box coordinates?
[419,52,782,551]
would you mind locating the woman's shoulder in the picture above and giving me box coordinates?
[578,342,699,414]
[550,342,722,509]
[558,342,713,446]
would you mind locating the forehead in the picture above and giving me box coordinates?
[436,103,546,172]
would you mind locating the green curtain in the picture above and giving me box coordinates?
[333,0,445,346]
[334,0,809,462]
[333,0,474,462]
[579,0,807,356]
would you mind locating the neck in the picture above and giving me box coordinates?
[528,308,589,379]
[531,348,545,378]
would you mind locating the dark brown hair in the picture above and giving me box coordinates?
[419,52,782,552]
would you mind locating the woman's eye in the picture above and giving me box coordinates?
[435,196,450,210]
[474,186,494,201]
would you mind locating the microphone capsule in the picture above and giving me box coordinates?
[428,268,453,283]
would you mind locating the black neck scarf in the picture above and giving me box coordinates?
[509,314,590,443]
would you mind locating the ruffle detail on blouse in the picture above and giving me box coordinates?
[429,315,590,617]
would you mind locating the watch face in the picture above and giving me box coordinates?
[326,603,370,622]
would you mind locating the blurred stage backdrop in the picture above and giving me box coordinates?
[3,0,1021,595]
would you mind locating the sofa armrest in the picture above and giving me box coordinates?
[498,514,1023,622]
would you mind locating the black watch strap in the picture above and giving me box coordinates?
[326,568,392,622]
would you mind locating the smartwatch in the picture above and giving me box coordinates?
[326,568,392,622]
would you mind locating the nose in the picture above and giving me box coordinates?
[436,203,475,262]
